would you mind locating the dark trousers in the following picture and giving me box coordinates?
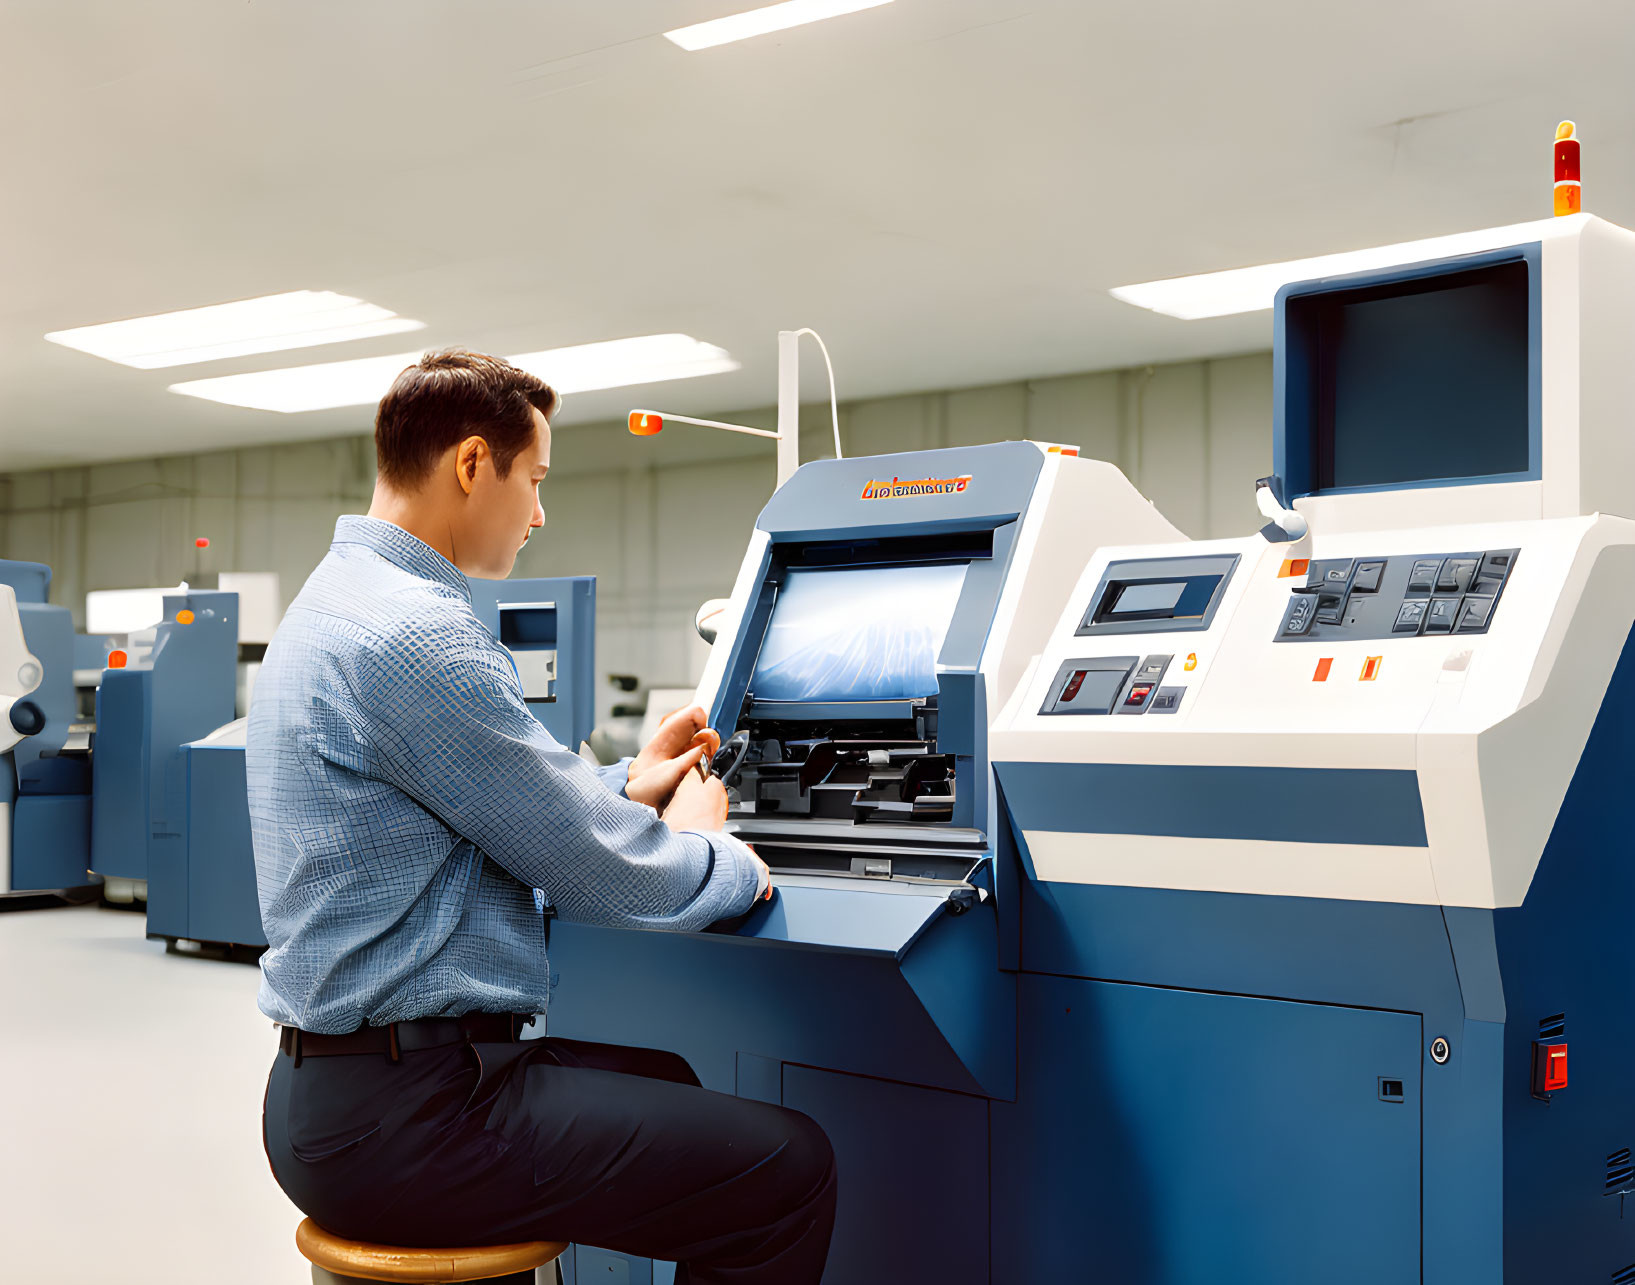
[263,1034,837,1285]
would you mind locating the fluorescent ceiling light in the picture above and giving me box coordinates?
[1110,216,1574,320]
[169,334,742,414]
[45,290,425,368]
[665,0,893,51]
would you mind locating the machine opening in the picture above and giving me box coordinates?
[750,562,970,705]
[1299,258,1532,492]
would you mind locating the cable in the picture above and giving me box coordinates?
[791,328,844,461]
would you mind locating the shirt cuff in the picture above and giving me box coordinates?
[694,828,770,904]
[596,757,635,799]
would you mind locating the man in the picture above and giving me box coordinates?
[252,349,836,1283]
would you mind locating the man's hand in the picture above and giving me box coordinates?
[661,764,730,833]
[628,705,719,811]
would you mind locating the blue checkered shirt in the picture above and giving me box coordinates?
[248,515,764,1033]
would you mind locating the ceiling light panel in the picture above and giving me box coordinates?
[44,291,425,368]
[1110,217,1573,320]
[168,334,741,414]
[665,0,894,52]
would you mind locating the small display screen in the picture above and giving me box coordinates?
[751,562,969,703]
[1093,575,1222,625]
[1112,582,1186,615]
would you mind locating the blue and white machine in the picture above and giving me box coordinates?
[146,575,601,953]
[989,213,1635,1282]
[90,590,238,906]
[545,441,1179,1284]
[0,559,95,902]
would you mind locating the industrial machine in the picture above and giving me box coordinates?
[145,575,600,953]
[90,590,237,905]
[543,440,1179,1284]
[468,575,597,751]
[987,213,1635,1282]
[0,559,96,903]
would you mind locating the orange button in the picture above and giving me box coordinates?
[1313,658,1333,682]
[176,609,195,625]
[1279,559,1310,578]
[107,649,128,669]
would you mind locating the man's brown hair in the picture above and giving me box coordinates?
[374,349,560,487]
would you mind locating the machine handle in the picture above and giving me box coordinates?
[1255,476,1309,542]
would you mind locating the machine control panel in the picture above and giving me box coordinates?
[1276,548,1518,643]
[1041,653,1179,716]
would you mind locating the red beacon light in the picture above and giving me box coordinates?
[1554,120,1581,217]
[195,537,210,549]
[628,412,664,437]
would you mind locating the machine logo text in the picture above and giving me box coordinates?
[860,474,973,500]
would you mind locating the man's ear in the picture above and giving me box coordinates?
[454,436,489,496]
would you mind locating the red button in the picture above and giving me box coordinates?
[1544,1044,1568,1091]
[1125,684,1153,706]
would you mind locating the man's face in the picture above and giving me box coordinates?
[462,408,550,579]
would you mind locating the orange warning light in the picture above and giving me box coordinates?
[1554,121,1581,217]
[1361,655,1383,682]
[628,411,664,437]
[1184,653,1198,672]
[107,649,128,669]
[1279,559,1310,579]
[195,537,210,549]
[176,610,195,625]
[1314,657,1333,682]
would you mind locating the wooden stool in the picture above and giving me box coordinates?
[296,1217,567,1285]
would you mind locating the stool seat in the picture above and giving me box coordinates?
[296,1217,567,1283]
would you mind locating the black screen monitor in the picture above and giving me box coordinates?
[1288,256,1534,493]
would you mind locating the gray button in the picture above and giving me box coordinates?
[1394,601,1427,633]
[1138,654,1173,681]
[1353,561,1385,593]
[1305,560,1354,589]
[1479,551,1514,581]
[1315,592,1346,625]
[1408,560,1441,593]
[1284,598,1316,635]
[1456,598,1493,632]
[1424,597,1461,634]
[1437,559,1478,593]
[1148,686,1185,714]
[1471,576,1503,597]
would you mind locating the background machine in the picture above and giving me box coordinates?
[989,213,1635,1282]
[544,440,1179,1284]
[0,559,95,903]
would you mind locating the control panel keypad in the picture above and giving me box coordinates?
[1277,548,1518,642]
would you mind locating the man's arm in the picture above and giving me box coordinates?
[364,616,762,931]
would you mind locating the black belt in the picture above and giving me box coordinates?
[279,1013,536,1066]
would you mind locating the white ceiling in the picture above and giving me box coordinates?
[3,0,1632,470]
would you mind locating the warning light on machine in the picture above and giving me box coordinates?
[1554,121,1581,217]
[1361,656,1383,681]
[628,411,663,436]
[195,537,210,549]
[107,650,128,670]
[1184,653,1198,671]
[1313,657,1333,682]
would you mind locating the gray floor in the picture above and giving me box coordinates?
[0,902,306,1283]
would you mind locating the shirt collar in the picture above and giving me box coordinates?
[332,515,471,601]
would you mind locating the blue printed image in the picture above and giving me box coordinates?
[750,563,969,703]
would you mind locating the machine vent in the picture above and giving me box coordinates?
[1611,1264,1635,1285]
[1539,1013,1567,1040]
[1606,1150,1635,1194]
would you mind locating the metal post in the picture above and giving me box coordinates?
[776,330,801,489]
